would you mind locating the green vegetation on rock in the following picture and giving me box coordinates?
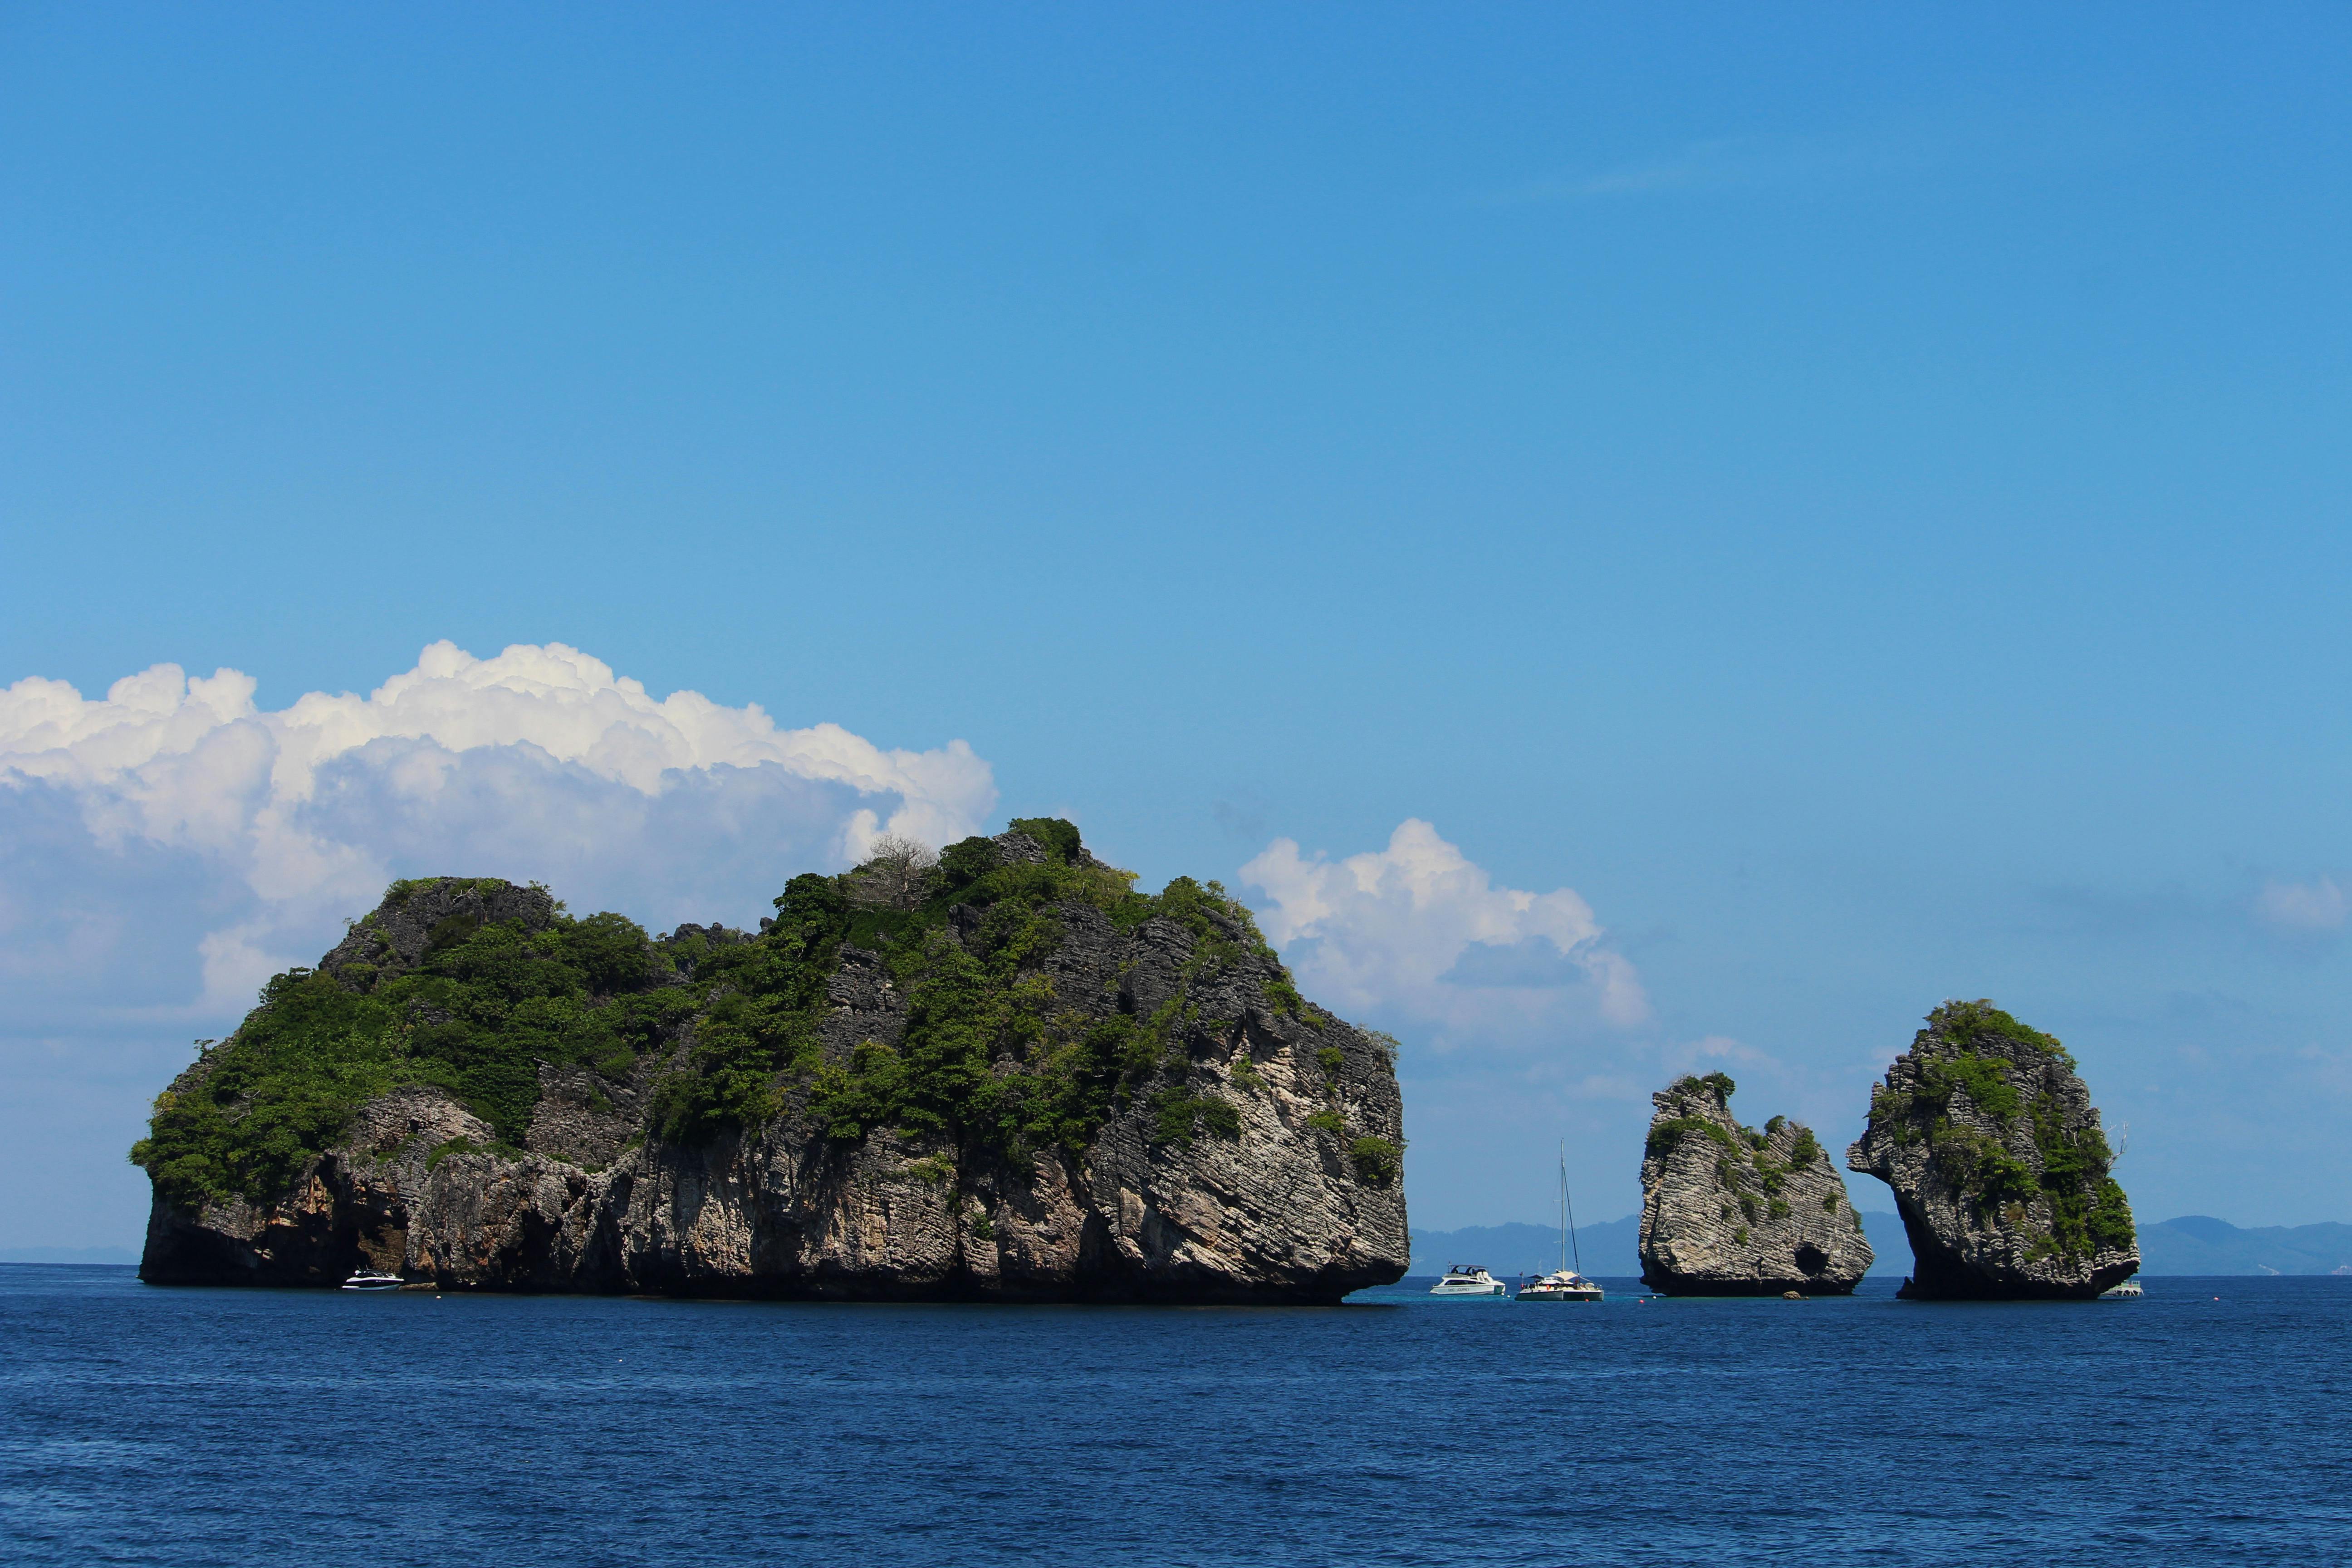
[1645,1113,1737,1159]
[1915,1052,2023,1123]
[132,822,1338,1213]
[1151,1088,1242,1147]
[1349,1135,1402,1185]
[131,902,686,1208]
[655,829,1303,1160]
[1933,998,2073,1065]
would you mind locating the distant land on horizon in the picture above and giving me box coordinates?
[0,1245,139,1265]
[1409,1213,2352,1279]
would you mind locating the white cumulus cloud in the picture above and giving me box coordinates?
[1239,819,1649,1049]
[0,641,996,1015]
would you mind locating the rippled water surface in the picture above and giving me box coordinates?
[3,1266,2346,1565]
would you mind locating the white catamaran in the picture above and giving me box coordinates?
[1517,1144,1604,1303]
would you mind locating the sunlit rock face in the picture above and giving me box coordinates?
[1637,1073,1872,1296]
[1848,1000,2138,1301]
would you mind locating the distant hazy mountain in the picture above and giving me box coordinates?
[0,1246,137,1265]
[1411,1212,2352,1279]
[2136,1216,2352,1275]
[1410,1217,1642,1279]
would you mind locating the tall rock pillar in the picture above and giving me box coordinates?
[1848,1000,2137,1300]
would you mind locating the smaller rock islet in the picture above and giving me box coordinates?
[1637,1073,1873,1296]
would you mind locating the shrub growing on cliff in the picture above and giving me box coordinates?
[1350,1136,1402,1185]
[1645,1115,1736,1160]
[1152,1089,1242,1148]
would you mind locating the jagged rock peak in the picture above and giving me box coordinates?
[1847,1000,2137,1300]
[1637,1072,1872,1296]
[318,876,559,991]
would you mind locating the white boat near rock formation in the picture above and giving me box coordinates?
[1429,1265,1506,1297]
[1518,1145,1604,1303]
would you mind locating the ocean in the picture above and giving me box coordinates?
[3,1264,2345,1565]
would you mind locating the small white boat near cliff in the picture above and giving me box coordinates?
[341,1270,403,1292]
[1516,1144,1605,1303]
[1518,1268,1604,1303]
[2100,1276,2143,1300]
[1430,1265,1507,1297]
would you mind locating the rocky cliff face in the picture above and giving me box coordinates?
[136,827,1408,1303]
[1637,1074,1872,1295]
[1847,1000,2137,1300]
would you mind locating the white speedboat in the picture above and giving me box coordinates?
[1430,1265,1507,1297]
[2099,1276,2143,1300]
[1519,1268,1604,1303]
[1516,1143,1605,1303]
[342,1269,403,1291]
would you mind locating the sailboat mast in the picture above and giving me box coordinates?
[1558,1143,1567,1273]
[1563,1142,1585,1275]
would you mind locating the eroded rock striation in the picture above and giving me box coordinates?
[135,822,1408,1303]
[1847,1000,2136,1300]
[1637,1073,1872,1295]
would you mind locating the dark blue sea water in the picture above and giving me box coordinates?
[4,1266,2346,1565]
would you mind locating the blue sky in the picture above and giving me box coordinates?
[5,5,2351,1243]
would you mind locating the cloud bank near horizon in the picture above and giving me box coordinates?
[0,641,996,1022]
[1240,819,1651,1054]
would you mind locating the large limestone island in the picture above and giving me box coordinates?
[1848,1000,2137,1300]
[133,822,1409,1303]
[1637,1073,1873,1294]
